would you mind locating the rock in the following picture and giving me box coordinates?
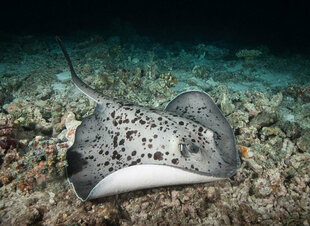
[297,130,310,152]
[192,65,209,78]
[227,110,249,129]
[261,126,286,139]
[220,93,235,115]
[132,58,139,64]
[250,112,277,129]
[56,71,71,82]
[278,121,301,139]
[64,112,82,146]
[254,178,273,196]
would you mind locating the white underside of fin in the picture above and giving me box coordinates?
[79,164,224,201]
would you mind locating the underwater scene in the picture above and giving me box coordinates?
[0,1,310,225]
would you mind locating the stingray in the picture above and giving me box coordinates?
[56,37,241,201]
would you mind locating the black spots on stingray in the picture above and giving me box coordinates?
[165,151,169,155]
[112,150,122,160]
[171,158,179,165]
[129,161,138,166]
[178,121,184,125]
[135,109,141,114]
[119,139,125,146]
[149,138,153,142]
[112,120,118,127]
[127,156,131,161]
[131,151,137,156]
[110,111,116,118]
[121,147,125,152]
[113,136,118,148]
[157,117,162,121]
[191,139,196,143]
[123,119,130,124]
[218,162,222,168]
[122,106,132,111]
[142,137,146,142]
[131,118,139,123]
[99,150,103,155]
[154,151,163,161]
[139,119,146,125]
[141,153,145,158]
[154,134,158,139]
[150,123,157,128]
[148,144,153,149]
[147,153,152,158]
[105,151,109,155]
[198,127,204,133]
[126,130,137,141]
[104,161,110,166]
[109,167,114,172]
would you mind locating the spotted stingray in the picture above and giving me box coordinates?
[56,37,241,201]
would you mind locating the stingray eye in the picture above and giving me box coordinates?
[179,143,190,157]
[179,143,199,157]
[189,144,199,153]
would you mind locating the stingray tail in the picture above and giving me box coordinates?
[56,37,102,103]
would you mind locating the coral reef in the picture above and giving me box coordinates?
[0,34,309,225]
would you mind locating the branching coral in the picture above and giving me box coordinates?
[159,72,178,88]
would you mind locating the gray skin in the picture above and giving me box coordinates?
[56,37,241,201]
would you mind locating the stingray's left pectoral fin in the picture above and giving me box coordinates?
[65,102,113,201]
[66,148,96,201]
